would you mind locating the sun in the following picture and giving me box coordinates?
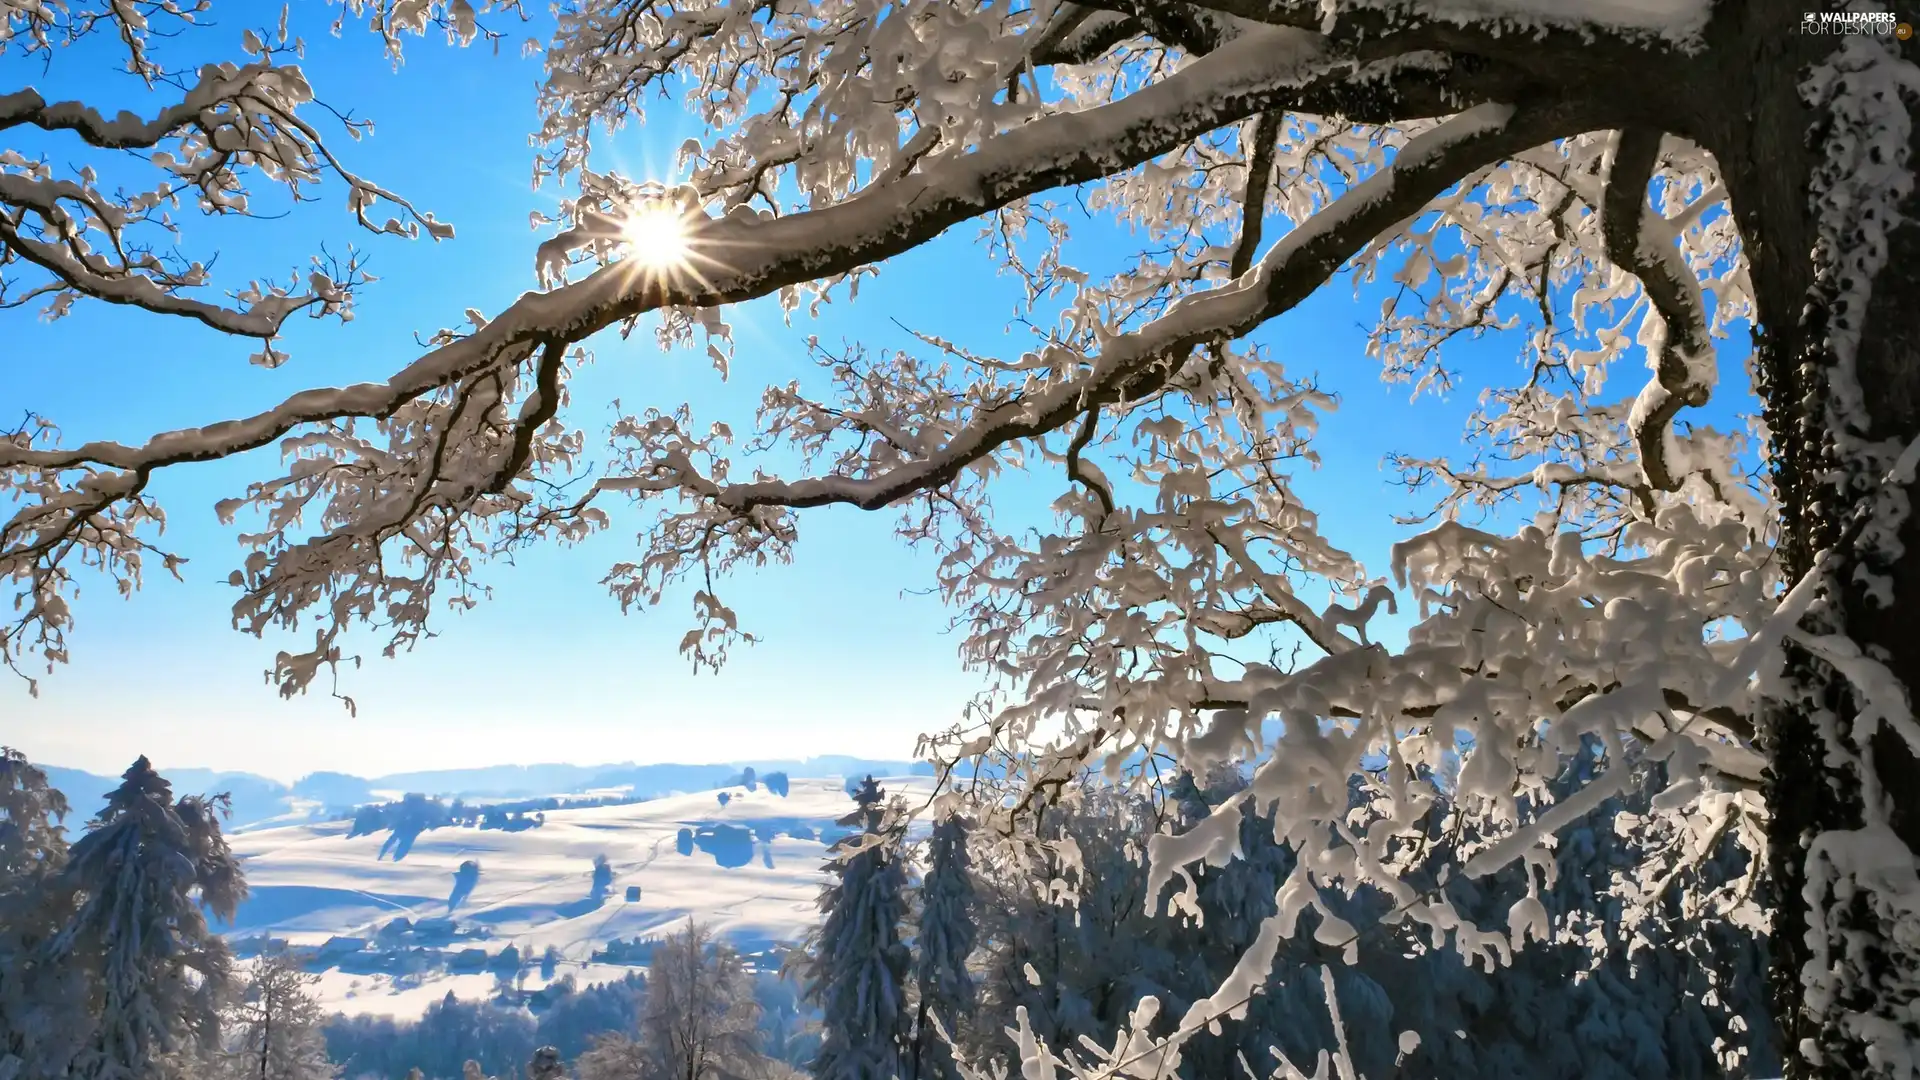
[619,204,693,272]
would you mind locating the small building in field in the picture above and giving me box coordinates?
[449,948,489,973]
[317,936,367,959]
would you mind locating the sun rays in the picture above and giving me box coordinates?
[619,203,694,274]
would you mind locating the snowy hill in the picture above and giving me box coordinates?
[42,757,938,833]
[221,776,934,1018]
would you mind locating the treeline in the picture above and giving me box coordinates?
[721,768,790,796]
[795,764,1779,1080]
[339,774,794,845]
[1,745,1781,1080]
[341,793,656,841]
[327,925,813,1080]
[323,974,647,1078]
[333,776,807,863]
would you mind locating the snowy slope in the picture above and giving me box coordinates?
[224,776,933,1017]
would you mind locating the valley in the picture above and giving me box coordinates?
[220,776,936,1018]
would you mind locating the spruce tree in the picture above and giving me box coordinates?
[961,765,1772,1080]
[49,757,246,1080]
[0,748,68,883]
[907,813,976,1080]
[0,748,82,1080]
[804,776,910,1080]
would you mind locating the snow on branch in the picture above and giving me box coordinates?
[597,102,1549,516]
[581,101,1562,680]
[1603,127,1716,495]
[1,23,1351,483]
[1,14,455,356]
[1,16,1461,695]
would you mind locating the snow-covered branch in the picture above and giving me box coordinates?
[599,102,1555,515]
[1,16,456,352]
[1603,127,1716,494]
[2,16,1531,694]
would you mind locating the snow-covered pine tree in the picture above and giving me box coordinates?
[0,747,68,885]
[1157,767,1400,1080]
[907,812,977,1080]
[966,786,1187,1073]
[220,949,338,1080]
[0,748,84,1080]
[962,759,1772,1080]
[804,776,910,1080]
[49,757,247,1080]
[1385,745,1777,1080]
[969,833,1066,1061]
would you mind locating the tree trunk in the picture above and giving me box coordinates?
[1727,15,1920,1077]
[910,998,929,1080]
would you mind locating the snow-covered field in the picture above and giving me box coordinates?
[224,776,934,1018]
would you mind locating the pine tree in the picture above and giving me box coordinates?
[907,813,976,1080]
[49,757,247,1080]
[0,748,68,884]
[0,748,83,1080]
[1385,748,1777,1080]
[1166,767,1399,1080]
[968,788,1189,1068]
[803,776,911,1080]
[961,765,1772,1080]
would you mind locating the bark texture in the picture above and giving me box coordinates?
[1707,6,1920,1074]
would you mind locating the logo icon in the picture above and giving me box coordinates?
[1799,9,1905,34]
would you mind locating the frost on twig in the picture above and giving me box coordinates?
[1,6,459,363]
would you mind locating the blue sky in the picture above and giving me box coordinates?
[1,11,1705,781]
